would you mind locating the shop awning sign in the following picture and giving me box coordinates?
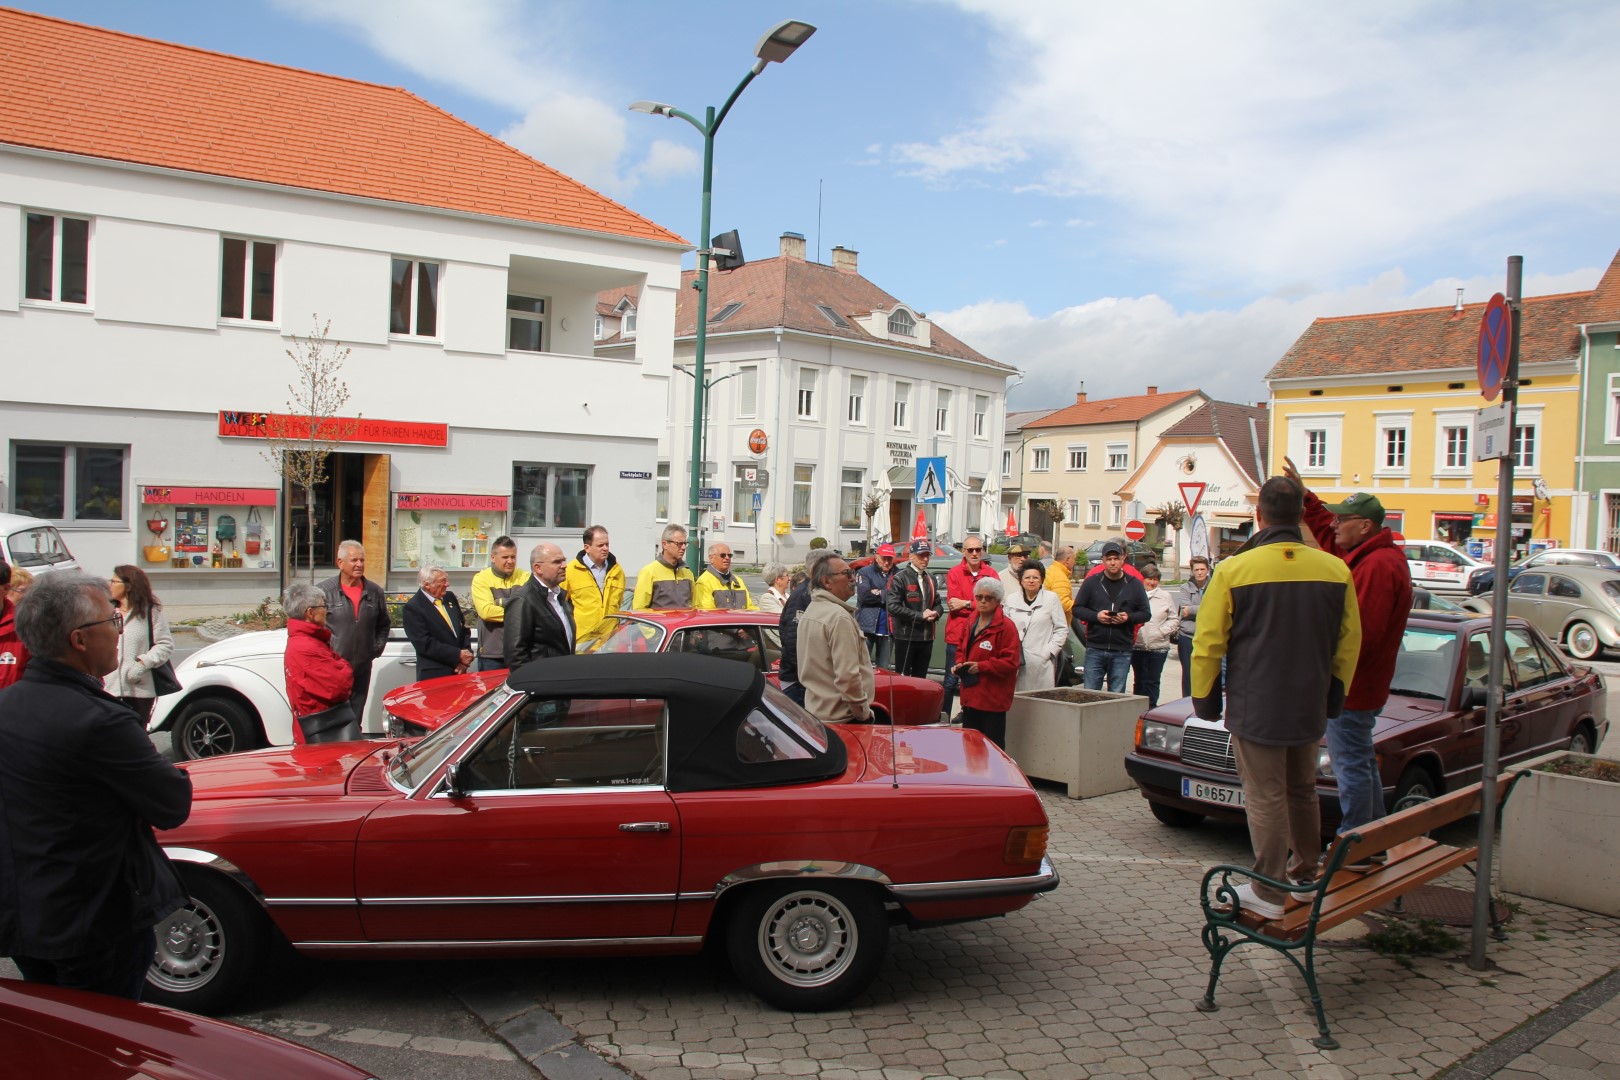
[394,493,509,511]
[142,485,277,506]
[219,411,448,447]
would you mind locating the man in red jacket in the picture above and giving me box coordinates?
[942,537,1002,716]
[1289,463,1412,861]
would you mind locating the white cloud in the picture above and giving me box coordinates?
[936,266,1607,410]
[909,1,1620,289]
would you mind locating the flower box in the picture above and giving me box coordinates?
[1006,687,1146,799]
[1499,750,1620,917]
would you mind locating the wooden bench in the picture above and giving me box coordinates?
[1196,772,1525,1050]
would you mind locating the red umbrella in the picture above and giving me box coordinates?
[1004,508,1017,537]
[911,507,928,541]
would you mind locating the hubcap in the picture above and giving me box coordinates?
[1571,626,1597,657]
[759,893,854,988]
[148,900,224,991]
[183,713,236,757]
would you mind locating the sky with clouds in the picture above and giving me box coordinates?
[26,0,1620,408]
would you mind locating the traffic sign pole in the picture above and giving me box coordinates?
[1473,257,1522,971]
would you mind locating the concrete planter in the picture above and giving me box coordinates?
[1499,751,1620,917]
[1006,687,1146,799]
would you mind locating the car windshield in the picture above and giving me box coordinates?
[1389,627,1457,700]
[6,525,73,567]
[388,685,515,789]
[577,615,667,655]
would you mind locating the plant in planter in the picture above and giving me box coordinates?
[1499,750,1620,917]
[1006,686,1146,799]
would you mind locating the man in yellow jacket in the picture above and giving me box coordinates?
[1044,545,1076,622]
[564,525,626,640]
[693,542,756,609]
[632,524,696,609]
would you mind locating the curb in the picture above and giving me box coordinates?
[1438,963,1620,1078]
[453,976,636,1080]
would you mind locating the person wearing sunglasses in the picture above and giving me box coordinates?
[942,536,1000,717]
[693,542,756,610]
[632,524,697,610]
[796,555,873,724]
[0,572,192,1001]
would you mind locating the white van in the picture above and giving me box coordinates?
[1395,539,1483,595]
[0,512,82,577]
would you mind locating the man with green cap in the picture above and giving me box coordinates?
[1285,460,1412,866]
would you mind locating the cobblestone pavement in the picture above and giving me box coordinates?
[455,783,1620,1080]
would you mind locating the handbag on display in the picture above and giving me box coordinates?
[244,506,263,555]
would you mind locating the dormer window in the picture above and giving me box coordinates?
[613,297,637,339]
[887,309,916,337]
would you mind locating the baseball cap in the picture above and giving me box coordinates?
[1101,540,1125,557]
[875,543,896,557]
[909,539,933,555]
[1324,492,1386,526]
[1007,543,1029,556]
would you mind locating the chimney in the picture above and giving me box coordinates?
[779,232,806,260]
[1146,385,1158,395]
[1454,288,1465,315]
[831,245,858,274]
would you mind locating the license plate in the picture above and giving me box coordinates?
[1183,777,1245,807]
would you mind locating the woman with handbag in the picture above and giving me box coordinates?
[283,582,358,744]
[103,565,175,722]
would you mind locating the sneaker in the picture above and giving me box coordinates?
[1230,882,1285,920]
[1288,878,1318,902]
[1343,851,1388,873]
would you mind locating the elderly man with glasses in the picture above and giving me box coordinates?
[632,524,697,609]
[796,555,874,724]
[0,572,192,1001]
[693,542,757,609]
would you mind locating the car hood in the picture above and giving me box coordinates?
[179,740,389,800]
[840,723,1034,788]
[382,669,506,730]
[1139,695,1433,737]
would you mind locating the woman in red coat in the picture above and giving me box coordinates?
[283,582,354,744]
[951,577,1021,749]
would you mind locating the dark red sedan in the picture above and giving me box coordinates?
[1124,611,1608,830]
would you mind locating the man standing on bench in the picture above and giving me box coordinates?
[1192,477,1361,920]
[1286,461,1412,866]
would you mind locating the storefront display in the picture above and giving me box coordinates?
[139,485,279,571]
[391,493,509,571]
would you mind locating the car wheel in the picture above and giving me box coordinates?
[1390,764,1440,813]
[1569,724,1597,754]
[1149,801,1204,828]
[145,872,266,1015]
[172,696,257,760]
[1565,621,1601,661]
[726,881,888,1011]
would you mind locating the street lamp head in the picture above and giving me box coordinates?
[628,100,675,117]
[753,19,816,67]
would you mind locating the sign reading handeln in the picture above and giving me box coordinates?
[916,456,946,505]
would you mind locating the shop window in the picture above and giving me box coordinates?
[390,257,440,337]
[220,237,276,322]
[24,212,89,305]
[847,375,867,424]
[511,464,590,531]
[137,487,278,572]
[792,465,814,528]
[840,468,863,529]
[732,463,756,525]
[10,442,125,523]
[507,295,547,353]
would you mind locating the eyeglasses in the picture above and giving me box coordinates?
[713,553,733,559]
[665,540,689,547]
[963,547,984,553]
[76,611,124,632]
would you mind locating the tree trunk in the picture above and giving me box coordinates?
[304,483,317,584]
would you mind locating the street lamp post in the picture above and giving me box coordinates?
[631,18,816,573]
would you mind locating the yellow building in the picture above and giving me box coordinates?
[1267,292,1587,559]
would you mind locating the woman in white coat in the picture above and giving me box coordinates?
[102,563,174,722]
[1002,561,1068,693]
[1131,563,1181,707]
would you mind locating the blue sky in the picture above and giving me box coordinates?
[24,1,1620,408]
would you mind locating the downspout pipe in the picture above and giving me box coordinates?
[1578,323,1591,547]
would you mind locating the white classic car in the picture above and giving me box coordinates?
[147,622,461,759]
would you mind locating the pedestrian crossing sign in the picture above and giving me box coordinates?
[916,457,946,504]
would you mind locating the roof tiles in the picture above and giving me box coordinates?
[1025,389,1204,429]
[0,7,684,245]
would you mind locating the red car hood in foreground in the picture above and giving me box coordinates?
[843,723,1033,788]
[180,742,386,800]
[383,670,506,732]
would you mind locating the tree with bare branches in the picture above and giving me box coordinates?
[1154,501,1186,574]
[1032,499,1066,545]
[263,317,359,582]
[863,490,884,554]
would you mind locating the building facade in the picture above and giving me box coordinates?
[0,9,685,607]
[1572,253,1620,548]
[598,233,1016,563]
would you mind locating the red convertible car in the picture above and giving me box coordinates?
[381,609,944,735]
[148,654,1056,1015]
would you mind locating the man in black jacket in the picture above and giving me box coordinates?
[318,539,391,720]
[505,543,575,668]
[1074,540,1150,692]
[0,572,192,1000]
[885,539,946,681]
[402,565,473,680]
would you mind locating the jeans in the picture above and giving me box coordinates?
[942,643,959,714]
[1130,650,1168,707]
[866,634,893,670]
[15,925,157,1001]
[476,656,506,673]
[1083,647,1131,692]
[1326,708,1385,832]
[782,681,807,707]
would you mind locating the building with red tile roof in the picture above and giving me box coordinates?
[1,7,686,609]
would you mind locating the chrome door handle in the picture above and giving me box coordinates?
[619,821,671,832]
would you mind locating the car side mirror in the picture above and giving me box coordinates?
[442,762,464,798]
[1460,685,1488,710]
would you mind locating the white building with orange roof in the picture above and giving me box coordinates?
[0,8,686,606]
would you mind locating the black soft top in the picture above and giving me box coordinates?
[505,653,846,791]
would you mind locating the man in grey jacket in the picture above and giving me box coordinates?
[318,539,391,721]
[1175,555,1211,697]
[797,555,873,724]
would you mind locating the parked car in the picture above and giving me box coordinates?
[1395,540,1486,594]
[0,978,371,1079]
[0,511,80,577]
[1124,611,1607,831]
[1501,564,1620,660]
[1468,547,1620,595]
[1082,538,1158,573]
[147,653,1058,1014]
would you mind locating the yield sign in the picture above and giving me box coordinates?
[1178,482,1206,516]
